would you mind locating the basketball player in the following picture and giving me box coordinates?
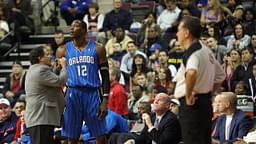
[56,19,110,144]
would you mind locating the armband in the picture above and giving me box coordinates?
[99,62,110,97]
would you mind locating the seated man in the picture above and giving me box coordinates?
[108,101,152,144]
[114,93,182,144]
[212,92,254,144]
[13,99,26,117]
[60,0,92,25]
[2,60,26,106]
[0,98,18,143]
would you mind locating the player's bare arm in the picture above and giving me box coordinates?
[96,43,110,120]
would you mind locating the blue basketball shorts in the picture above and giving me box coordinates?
[61,88,107,138]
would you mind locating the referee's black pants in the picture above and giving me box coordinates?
[27,125,55,144]
[179,93,213,144]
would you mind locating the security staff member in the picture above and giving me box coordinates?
[173,16,225,144]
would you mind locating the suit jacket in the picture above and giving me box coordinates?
[135,111,182,144]
[213,109,254,143]
[24,64,67,128]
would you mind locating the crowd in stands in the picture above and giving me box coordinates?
[1,0,256,143]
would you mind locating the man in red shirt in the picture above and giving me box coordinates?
[108,67,128,117]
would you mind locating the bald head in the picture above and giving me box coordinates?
[220,92,237,107]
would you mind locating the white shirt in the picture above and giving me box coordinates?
[83,13,104,31]
[120,50,147,74]
[157,7,181,31]
[225,115,233,140]
[174,42,225,99]
[0,20,9,33]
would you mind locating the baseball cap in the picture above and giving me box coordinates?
[235,5,244,10]
[149,43,162,52]
[0,98,10,106]
[170,99,180,106]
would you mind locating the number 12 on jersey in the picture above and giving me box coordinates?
[77,65,87,76]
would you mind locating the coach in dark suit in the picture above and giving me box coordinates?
[124,93,182,144]
[25,46,67,144]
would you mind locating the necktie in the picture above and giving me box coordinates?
[154,118,160,129]
[152,118,159,144]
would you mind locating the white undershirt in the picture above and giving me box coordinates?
[225,115,233,140]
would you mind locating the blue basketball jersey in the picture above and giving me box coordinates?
[66,40,100,87]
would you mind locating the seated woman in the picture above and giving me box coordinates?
[226,23,251,50]
[200,0,223,28]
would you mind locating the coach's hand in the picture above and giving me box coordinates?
[97,97,108,120]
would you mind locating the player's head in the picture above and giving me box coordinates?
[70,20,87,39]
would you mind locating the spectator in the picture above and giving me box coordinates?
[206,36,227,64]
[137,11,161,47]
[227,0,242,13]
[222,49,241,91]
[120,41,147,76]
[108,42,126,65]
[168,39,184,70]
[234,81,249,95]
[154,67,173,93]
[108,67,128,117]
[232,48,254,90]
[147,43,162,71]
[51,30,66,55]
[180,0,201,17]
[227,23,251,50]
[13,99,25,117]
[0,98,18,143]
[108,101,152,144]
[139,26,169,55]
[166,7,193,34]
[243,7,256,36]
[0,7,9,39]
[128,84,150,120]
[212,92,254,143]
[83,2,104,36]
[105,26,133,56]
[133,73,153,95]
[200,0,223,28]
[232,5,244,22]
[248,61,256,116]
[5,0,33,34]
[14,109,29,143]
[102,0,133,40]
[130,54,149,81]
[158,50,176,77]
[169,98,180,116]
[60,0,92,25]
[249,32,256,59]
[157,0,181,32]
[0,7,11,53]
[125,93,182,144]
[2,60,26,106]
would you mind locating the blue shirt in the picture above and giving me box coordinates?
[0,112,18,143]
[60,0,92,15]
